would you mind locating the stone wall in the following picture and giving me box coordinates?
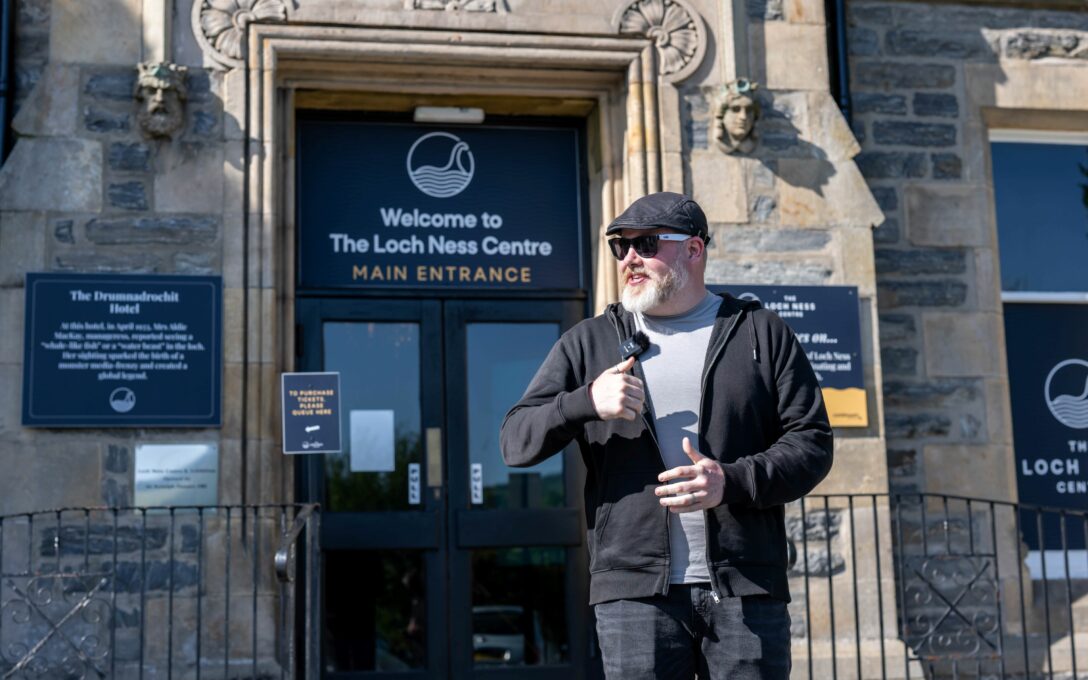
[846,0,1088,497]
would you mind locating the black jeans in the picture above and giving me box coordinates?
[594,584,791,680]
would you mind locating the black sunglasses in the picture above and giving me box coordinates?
[607,233,698,260]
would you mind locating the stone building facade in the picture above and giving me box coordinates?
[0,0,1085,676]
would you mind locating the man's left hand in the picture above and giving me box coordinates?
[655,437,724,513]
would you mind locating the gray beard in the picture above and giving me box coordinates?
[621,262,688,314]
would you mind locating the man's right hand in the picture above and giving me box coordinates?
[588,356,645,421]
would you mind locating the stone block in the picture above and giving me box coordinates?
[0,442,103,515]
[883,378,979,408]
[924,445,1012,498]
[748,0,783,21]
[854,93,907,115]
[887,448,918,482]
[108,142,151,172]
[83,106,130,133]
[689,151,746,223]
[154,143,225,213]
[50,0,141,65]
[905,185,987,247]
[0,138,102,211]
[107,182,149,211]
[105,443,130,473]
[872,217,899,244]
[885,413,951,439]
[173,251,217,274]
[881,346,917,375]
[0,288,23,363]
[85,216,217,245]
[879,313,915,341]
[878,280,967,307]
[869,186,898,212]
[749,195,777,223]
[874,248,966,275]
[985,378,1012,446]
[83,70,136,101]
[847,4,892,25]
[931,153,962,180]
[11,65,79,136]
[853,62,955,90]
[923,312,1003,377]
[705,258,833,285]
[753,23,829,90]
[0,211,45,286]
[872,121,956,147]
[785,0,825,25]
[777,158,883,227]
[856,151,926,179]
[189,110,219,138]
[806,91,861,162]
[974,248,1000,312]
[886,29,993,59]
[718,227,830,254]
[53,218,75,243]
[848,27,880,56]
[1003,31,1083,59]
[811,438,888,494]
[53,250,161,273]
[913,93,959,118]
[17,0,50,29]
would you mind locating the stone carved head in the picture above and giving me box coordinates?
[714,79,761,155]
[135,62,189,140]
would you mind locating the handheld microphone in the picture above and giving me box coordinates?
[619,331,650,360]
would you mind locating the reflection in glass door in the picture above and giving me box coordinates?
[297,298,590,679]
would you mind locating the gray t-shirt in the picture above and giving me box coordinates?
[636,291,722,584]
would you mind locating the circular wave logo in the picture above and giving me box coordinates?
[1045,359,1088,429]
[406,132,475,198]
[109,387,136,414]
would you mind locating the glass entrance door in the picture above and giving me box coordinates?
[296,297,590,678]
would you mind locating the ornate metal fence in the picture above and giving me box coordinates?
[0,504,319,679]
[791,493,1088,679]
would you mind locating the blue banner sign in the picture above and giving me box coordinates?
[711,284,867,428]
[296,119,585,290]
[22,273,221,427]
[281,372,342,454]
[1005,303,1088,552]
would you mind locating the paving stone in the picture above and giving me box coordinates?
[886,29,993,59]
[854,93,907,115]
[932,153,963,179]
[107,181,148,211]
[108,143,151,172]
[873,121,956,147]
[878,280,968,307]
[913,93,959,118]
[875,248,967,275]
[856,151,927,179]
[853,62,955,89]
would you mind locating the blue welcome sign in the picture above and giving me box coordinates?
[296,119,586,290]
[22,273,222,427]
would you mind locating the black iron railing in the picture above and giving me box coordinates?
[791,493,1088,679]
[0,503,319,679]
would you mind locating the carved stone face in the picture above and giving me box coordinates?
[715,91,760,154]
[137,84,185,139]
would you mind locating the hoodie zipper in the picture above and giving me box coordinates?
[607,306,672,594]
[697,307,748,604]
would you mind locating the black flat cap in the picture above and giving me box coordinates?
[606,192,710,243]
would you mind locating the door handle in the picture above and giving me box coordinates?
[426,427,442,488]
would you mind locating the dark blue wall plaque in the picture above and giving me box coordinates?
[281,372,341,454]
[710,284,867,427]
[1005,303,1088,551]
[296,119,585,291]
[22,273,222,427]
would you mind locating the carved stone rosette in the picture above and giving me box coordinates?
[613,0,707,82]
[192,0,288,70]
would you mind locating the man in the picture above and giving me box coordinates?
[500,192,833,679]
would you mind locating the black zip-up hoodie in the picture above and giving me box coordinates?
[500,293,833,605]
